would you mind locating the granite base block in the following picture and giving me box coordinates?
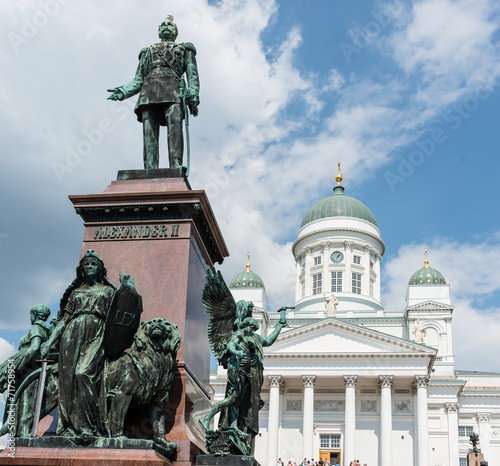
[13,436,174,458]
[117,168,189,184]
[0,441,172,466]
[195,454,260,466]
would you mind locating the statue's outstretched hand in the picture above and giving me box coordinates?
[107,88,124,101]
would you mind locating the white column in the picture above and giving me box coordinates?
[302,375,316,460]
[413,390,418,466]
[477,412,491,461]
[295,254,302,302]
[415,375,430,466]
[344,242,353,293]
[363,245,372,296]
[322,242,330,293]
[445,317,454,363]
[379,375,393,466]
[304,247,313,296]
[344,375,357,466]
[446,403,459,466]
[374,253,381,301]
[266,375,282,466]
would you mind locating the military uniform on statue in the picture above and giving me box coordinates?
[108,14,200,173]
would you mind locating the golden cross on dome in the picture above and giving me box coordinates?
[246,252,251,272]
[335,160,343,186]
[424,248,429,268]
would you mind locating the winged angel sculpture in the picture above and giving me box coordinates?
[200,268,290,456]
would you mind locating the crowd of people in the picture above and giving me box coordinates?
[277,458,367,466]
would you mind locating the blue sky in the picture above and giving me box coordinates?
[1,0,500,377]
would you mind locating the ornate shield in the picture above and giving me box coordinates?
[104,274,143,359]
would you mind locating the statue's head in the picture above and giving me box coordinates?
[158,14,178,41]
[30,304,51,323]
[59,249,114,317]
[241,317,259,335]
[78,249,107,283]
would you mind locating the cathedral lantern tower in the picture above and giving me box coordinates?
[292,162,385,316]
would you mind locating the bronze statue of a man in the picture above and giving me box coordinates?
[108,15,200,171]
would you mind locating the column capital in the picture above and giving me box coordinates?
[364,245,372,254]
[268,375,283,388]
[379,375,394,389]
[414,375,429,388]
[305,246,311,255]
[445,317,452,323]
[446,403,459,413]
[321,241,331,250]
[344,241,354,251]
[302,375,316,388]
[344,375,358,388]
[477,412,491,423]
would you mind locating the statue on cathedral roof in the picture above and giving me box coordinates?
[200,268,290,456]
[324,293,339,317]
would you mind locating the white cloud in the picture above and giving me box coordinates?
[0,339,15,365]
[390,0,500,109]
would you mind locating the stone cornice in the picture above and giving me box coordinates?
[405,301,454,312]
[266,353,432,359]
[293,226,385,256]
[461,390,500,398]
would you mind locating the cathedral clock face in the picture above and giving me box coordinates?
[330,251,344,263]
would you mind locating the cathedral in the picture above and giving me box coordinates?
[210,165,500,466]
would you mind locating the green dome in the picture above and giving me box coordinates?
[230,269,265,289]
[301,186,378,228]
[408,266,446,285]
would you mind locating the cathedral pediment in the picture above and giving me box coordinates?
[266,318,436,357]
[406,300,453,311]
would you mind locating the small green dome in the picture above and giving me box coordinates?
[409,266,446,285]
[229,254,265,289]
[230,270,265,289]
[301,186,378,228]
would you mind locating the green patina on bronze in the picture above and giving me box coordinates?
[0,305,52,437]
[0,250,180,458]
[108,15,200,172]
[200,268,291,456]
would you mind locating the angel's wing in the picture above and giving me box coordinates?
[202,268,237,364]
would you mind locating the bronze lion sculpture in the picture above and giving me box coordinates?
[104,318,181,449]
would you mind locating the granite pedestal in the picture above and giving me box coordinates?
[0,437,173,465]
